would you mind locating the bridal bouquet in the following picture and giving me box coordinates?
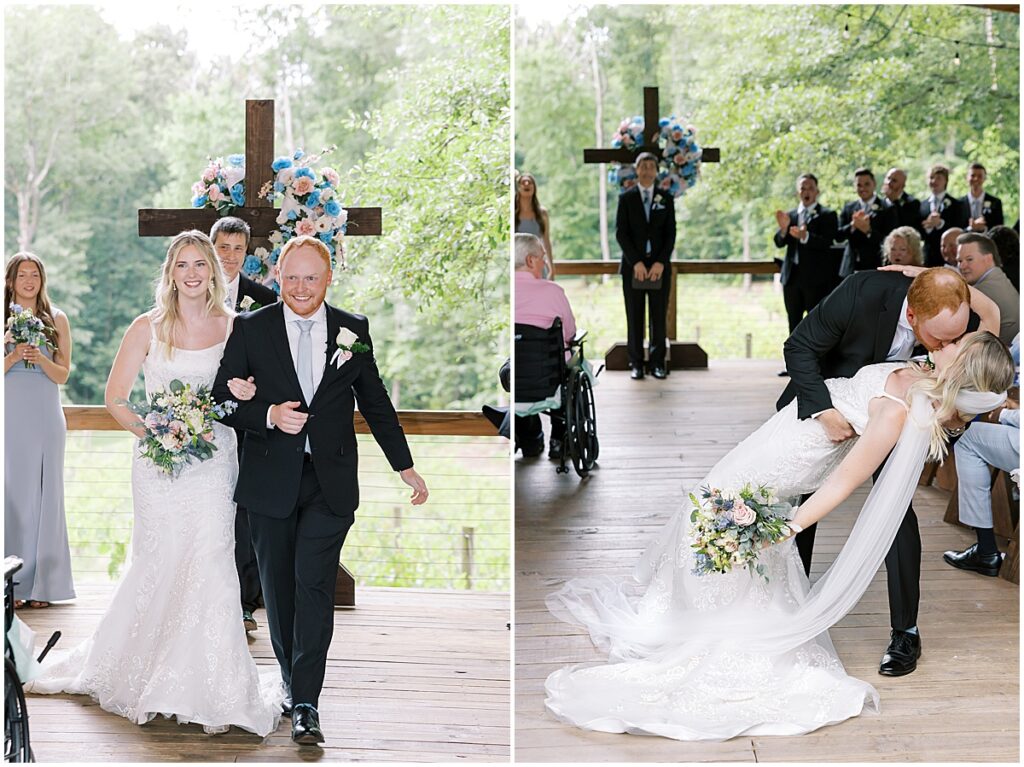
[690,484,792,581]
[191,154,246,213]
[6,303,55,369]
[124,380,237,478]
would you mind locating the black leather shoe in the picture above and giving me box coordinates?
[777,369,790,377]
[547,438,562,459]
[242,610,257,633]
[879,629,921,676]
[281,694,293,717]
[291,704,324,745]
[651,366,667,380]
[630,367,645,380]
[943,543,1003,577]
[519,435,544,458]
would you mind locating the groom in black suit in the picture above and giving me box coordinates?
[210,217,280,635]
[213,236,428,745]
[779,267,980,677]
[616,152,676,380]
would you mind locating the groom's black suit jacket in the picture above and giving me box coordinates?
[213,301,413,519]
[777,270,979,419]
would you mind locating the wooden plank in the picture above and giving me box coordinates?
[245,99,275,210]
[138,206,382,238]
[515,359,1018,762]
[63,406,496,436]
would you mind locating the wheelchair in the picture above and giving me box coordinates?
[514,319,600,477]
[5,556,60,763]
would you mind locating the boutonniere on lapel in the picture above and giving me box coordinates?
[939,198,949,211]
[651,192,668,211]
[806,206,820,222]
[870,202,881,213]
[239,296,261,312]
[983,201,993,213]
[329,326,370,369]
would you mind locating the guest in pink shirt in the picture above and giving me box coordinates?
[514,233,576,458]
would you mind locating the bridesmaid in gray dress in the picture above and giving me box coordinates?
[515,172,555,279]
[4,252,75,608]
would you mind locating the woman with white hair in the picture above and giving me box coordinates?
[882,225,924,266]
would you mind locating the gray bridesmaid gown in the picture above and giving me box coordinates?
[4,345,75,602]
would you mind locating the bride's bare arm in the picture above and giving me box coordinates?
[104,315,152,438]
[966,285,1000,337]
[789,397,907,531]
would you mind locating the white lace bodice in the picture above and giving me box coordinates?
[142,339,225,399]
[826,361,908,435]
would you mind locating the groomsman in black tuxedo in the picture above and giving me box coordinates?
[836,168,895,276]
[210,216,279,635]
[961,162,1004,234]
[773,173,839,337]
[881,167,920,230]
[616,152,676,380]
[919,164,967,267]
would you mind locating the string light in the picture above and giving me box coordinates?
[839,7,1018,53]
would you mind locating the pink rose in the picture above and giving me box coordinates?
[208,185,223,202]
[673,153,686,165]
[192,181,206,195]
[295,218,318,237]
[202,165,218,182]
[322,167,340,187]
[293,177,315,196]
[732,501,756,527]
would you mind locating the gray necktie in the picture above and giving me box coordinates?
[643,189,651,220]
[973,198,983,219]
[296,319,314,453]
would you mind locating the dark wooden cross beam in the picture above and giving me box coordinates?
[583,86,720,372]
[137,98,368,607]
[583,86,721,165]
[138,99,382,254]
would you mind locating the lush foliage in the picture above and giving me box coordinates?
[516,5,1019,265]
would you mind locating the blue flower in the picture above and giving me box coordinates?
[318,231,333,244]
[326,243,335,256]
[192,195,208,208]
[230,184,245,206]
[293,149,304,160]
[659,117,670,127]
[273,181,285,193]
[227,154,244,167]
[324,200,342,217]
[272,157,293,172]
[287,210,297,221]
[295,167,316,180]
[243,255,262,275]
[306,190,321,207]
[269,247,281,265]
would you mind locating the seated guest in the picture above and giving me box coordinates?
[920,164,968,267]
[837,167,893,276]
[962,162,1004,234]
[989,224,1020,293]
[940,227,964,272]
[943,333,1019,577]
[881,226,923,267]
[957,232,1020,346]
[515,233,576,458]
[881,167,920,229]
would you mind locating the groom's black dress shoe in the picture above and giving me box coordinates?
[291,704,324,745]
[630,367,645,380]
[878,629,921,676]
[281,694,293,717]
[943,543,1003,577]
[651,365,667,380]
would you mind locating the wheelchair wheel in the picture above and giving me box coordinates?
[5,656,31,762]
[567,368,599,477]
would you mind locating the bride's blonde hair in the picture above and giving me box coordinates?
[152,230,231,358]
[907,331,1014,461]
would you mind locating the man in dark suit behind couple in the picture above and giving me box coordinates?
[213,235,429,745]
[779,266,997,677]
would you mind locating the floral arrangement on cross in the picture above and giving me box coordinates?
[610,115,703,198]
[191,154,246,212]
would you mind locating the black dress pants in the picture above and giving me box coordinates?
[622,271,671,368]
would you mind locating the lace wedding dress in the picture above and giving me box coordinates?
[546,362,927,741]
[26,333,284,736]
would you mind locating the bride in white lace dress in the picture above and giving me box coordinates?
[26,231,284,736]
[546,331,1014,741]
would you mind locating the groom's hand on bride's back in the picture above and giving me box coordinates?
[269,400,308,435]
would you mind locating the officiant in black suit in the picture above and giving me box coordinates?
[773,173,839,336]
[213,236,428,746]
[210,216,279,635]
[778,266,994,678]
[616,152,676,380]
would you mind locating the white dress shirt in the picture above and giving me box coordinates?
[966,192,984,220]
[225,274,240,311]
[885,297,917,361]
[267,301,329,431]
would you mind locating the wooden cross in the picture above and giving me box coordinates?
[138,99,382,254]
[583,86,720,165]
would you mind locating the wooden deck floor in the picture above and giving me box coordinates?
[20,584,510,762]
[515,360,1019,763]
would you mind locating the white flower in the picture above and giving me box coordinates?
[268,230,284,245]
[319,187,335,202]
[278,168,295,185]
[336,209,348,225]
[239,296,255,311]
[336,327,358,348]
[316,217,333,233]
[158,432,179,451]
[253,246,269,259]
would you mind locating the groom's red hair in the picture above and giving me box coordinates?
[277,235,333,271]
[907,268,970,321]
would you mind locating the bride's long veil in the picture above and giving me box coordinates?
[547,394,933,661]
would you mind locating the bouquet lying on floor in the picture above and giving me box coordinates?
[690,484,793,581]
[123,379,237,478]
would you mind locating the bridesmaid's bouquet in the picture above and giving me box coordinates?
[5,303,54,369]
[124,380,237,478]
[690,484,793,581]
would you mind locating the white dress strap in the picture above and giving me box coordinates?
[878,391,910,411]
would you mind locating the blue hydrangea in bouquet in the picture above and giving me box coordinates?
[255,146,348,280]
[191,154,246,213]
[5,303,55,369]
[690,484,793,581]
[123,379,237,478]
[609,115,703,199]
